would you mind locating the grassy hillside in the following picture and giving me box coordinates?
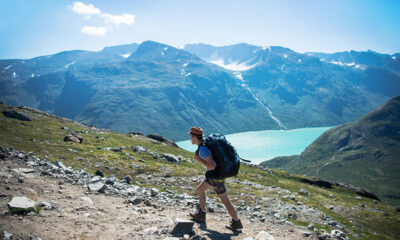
[261,96,400,206]
[1,102,400,239]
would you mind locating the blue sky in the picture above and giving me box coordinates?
[1,0,399,59]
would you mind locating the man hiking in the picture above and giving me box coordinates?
[188,126,243,231]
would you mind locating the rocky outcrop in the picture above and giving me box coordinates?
[334,183,380,201]
[2,110,31,121]
[147,134,179,147]
[300,178,332,188]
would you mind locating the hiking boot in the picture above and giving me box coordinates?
[190,210,206,222]
[226,219,243,231]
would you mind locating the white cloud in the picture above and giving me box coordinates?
[71,2,101,15]
[101,13,135,26]
[81,26,107,36]
[69,2,135,36]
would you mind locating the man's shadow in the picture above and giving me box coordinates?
[197,223,242,240]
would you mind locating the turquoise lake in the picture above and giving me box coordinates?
[176,127,332,165]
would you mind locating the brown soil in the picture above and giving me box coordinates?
[0,159,310,240]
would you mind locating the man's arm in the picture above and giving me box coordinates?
[195,154,216,170]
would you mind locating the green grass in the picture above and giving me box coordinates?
[1,102,400,240]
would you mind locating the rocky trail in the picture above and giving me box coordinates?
[0,146,348,240]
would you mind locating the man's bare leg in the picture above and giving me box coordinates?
[197,180,211,211]
[219,191,239,220]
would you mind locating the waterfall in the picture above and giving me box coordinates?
[234,72,287,129]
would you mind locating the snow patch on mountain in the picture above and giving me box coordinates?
[183,63,189,67]
[120,53,131,58]
[234,72,243,80]
[13,72,16,78]
[65,61,76,69]
[262,46,271,51]
[208,59,257,71]
[4,65,12,70]
[330,61,345,66]
[355,65,367,70]
[329,61,366,70]
[393,56,397,60]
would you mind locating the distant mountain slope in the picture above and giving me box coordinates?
[306,50,400,73]
[1,41,400,140]
[2,41,280,140]
[187,44,400,130]
[261,95,400,205]
[0,43,139,106]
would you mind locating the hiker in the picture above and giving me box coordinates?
[188,126,243,231]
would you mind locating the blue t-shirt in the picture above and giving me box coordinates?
[199,145,212,171]
[199,145,211,159]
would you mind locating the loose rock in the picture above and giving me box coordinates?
[8,196,35,213]
[170,218,194,235]
[88,182,107,193]
[63,134,83,144]
[255,231,275,240]
[2,231,14,240]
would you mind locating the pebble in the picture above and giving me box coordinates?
[18,176,24,183]
[2,231,13,240]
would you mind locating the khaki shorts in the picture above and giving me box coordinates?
[205,178,226,195]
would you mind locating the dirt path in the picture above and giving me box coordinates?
[0,158,311,240]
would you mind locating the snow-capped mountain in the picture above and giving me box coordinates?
[1,41,399,140]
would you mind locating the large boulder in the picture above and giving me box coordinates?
[64,134,83,144]
[3,110,31,121]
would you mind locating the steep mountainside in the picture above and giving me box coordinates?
[261,96,400,205]
[1,41,400,140]
[186,43,400,130]
[2,41,279,140]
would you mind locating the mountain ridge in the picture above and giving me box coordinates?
[1,41,399,140]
